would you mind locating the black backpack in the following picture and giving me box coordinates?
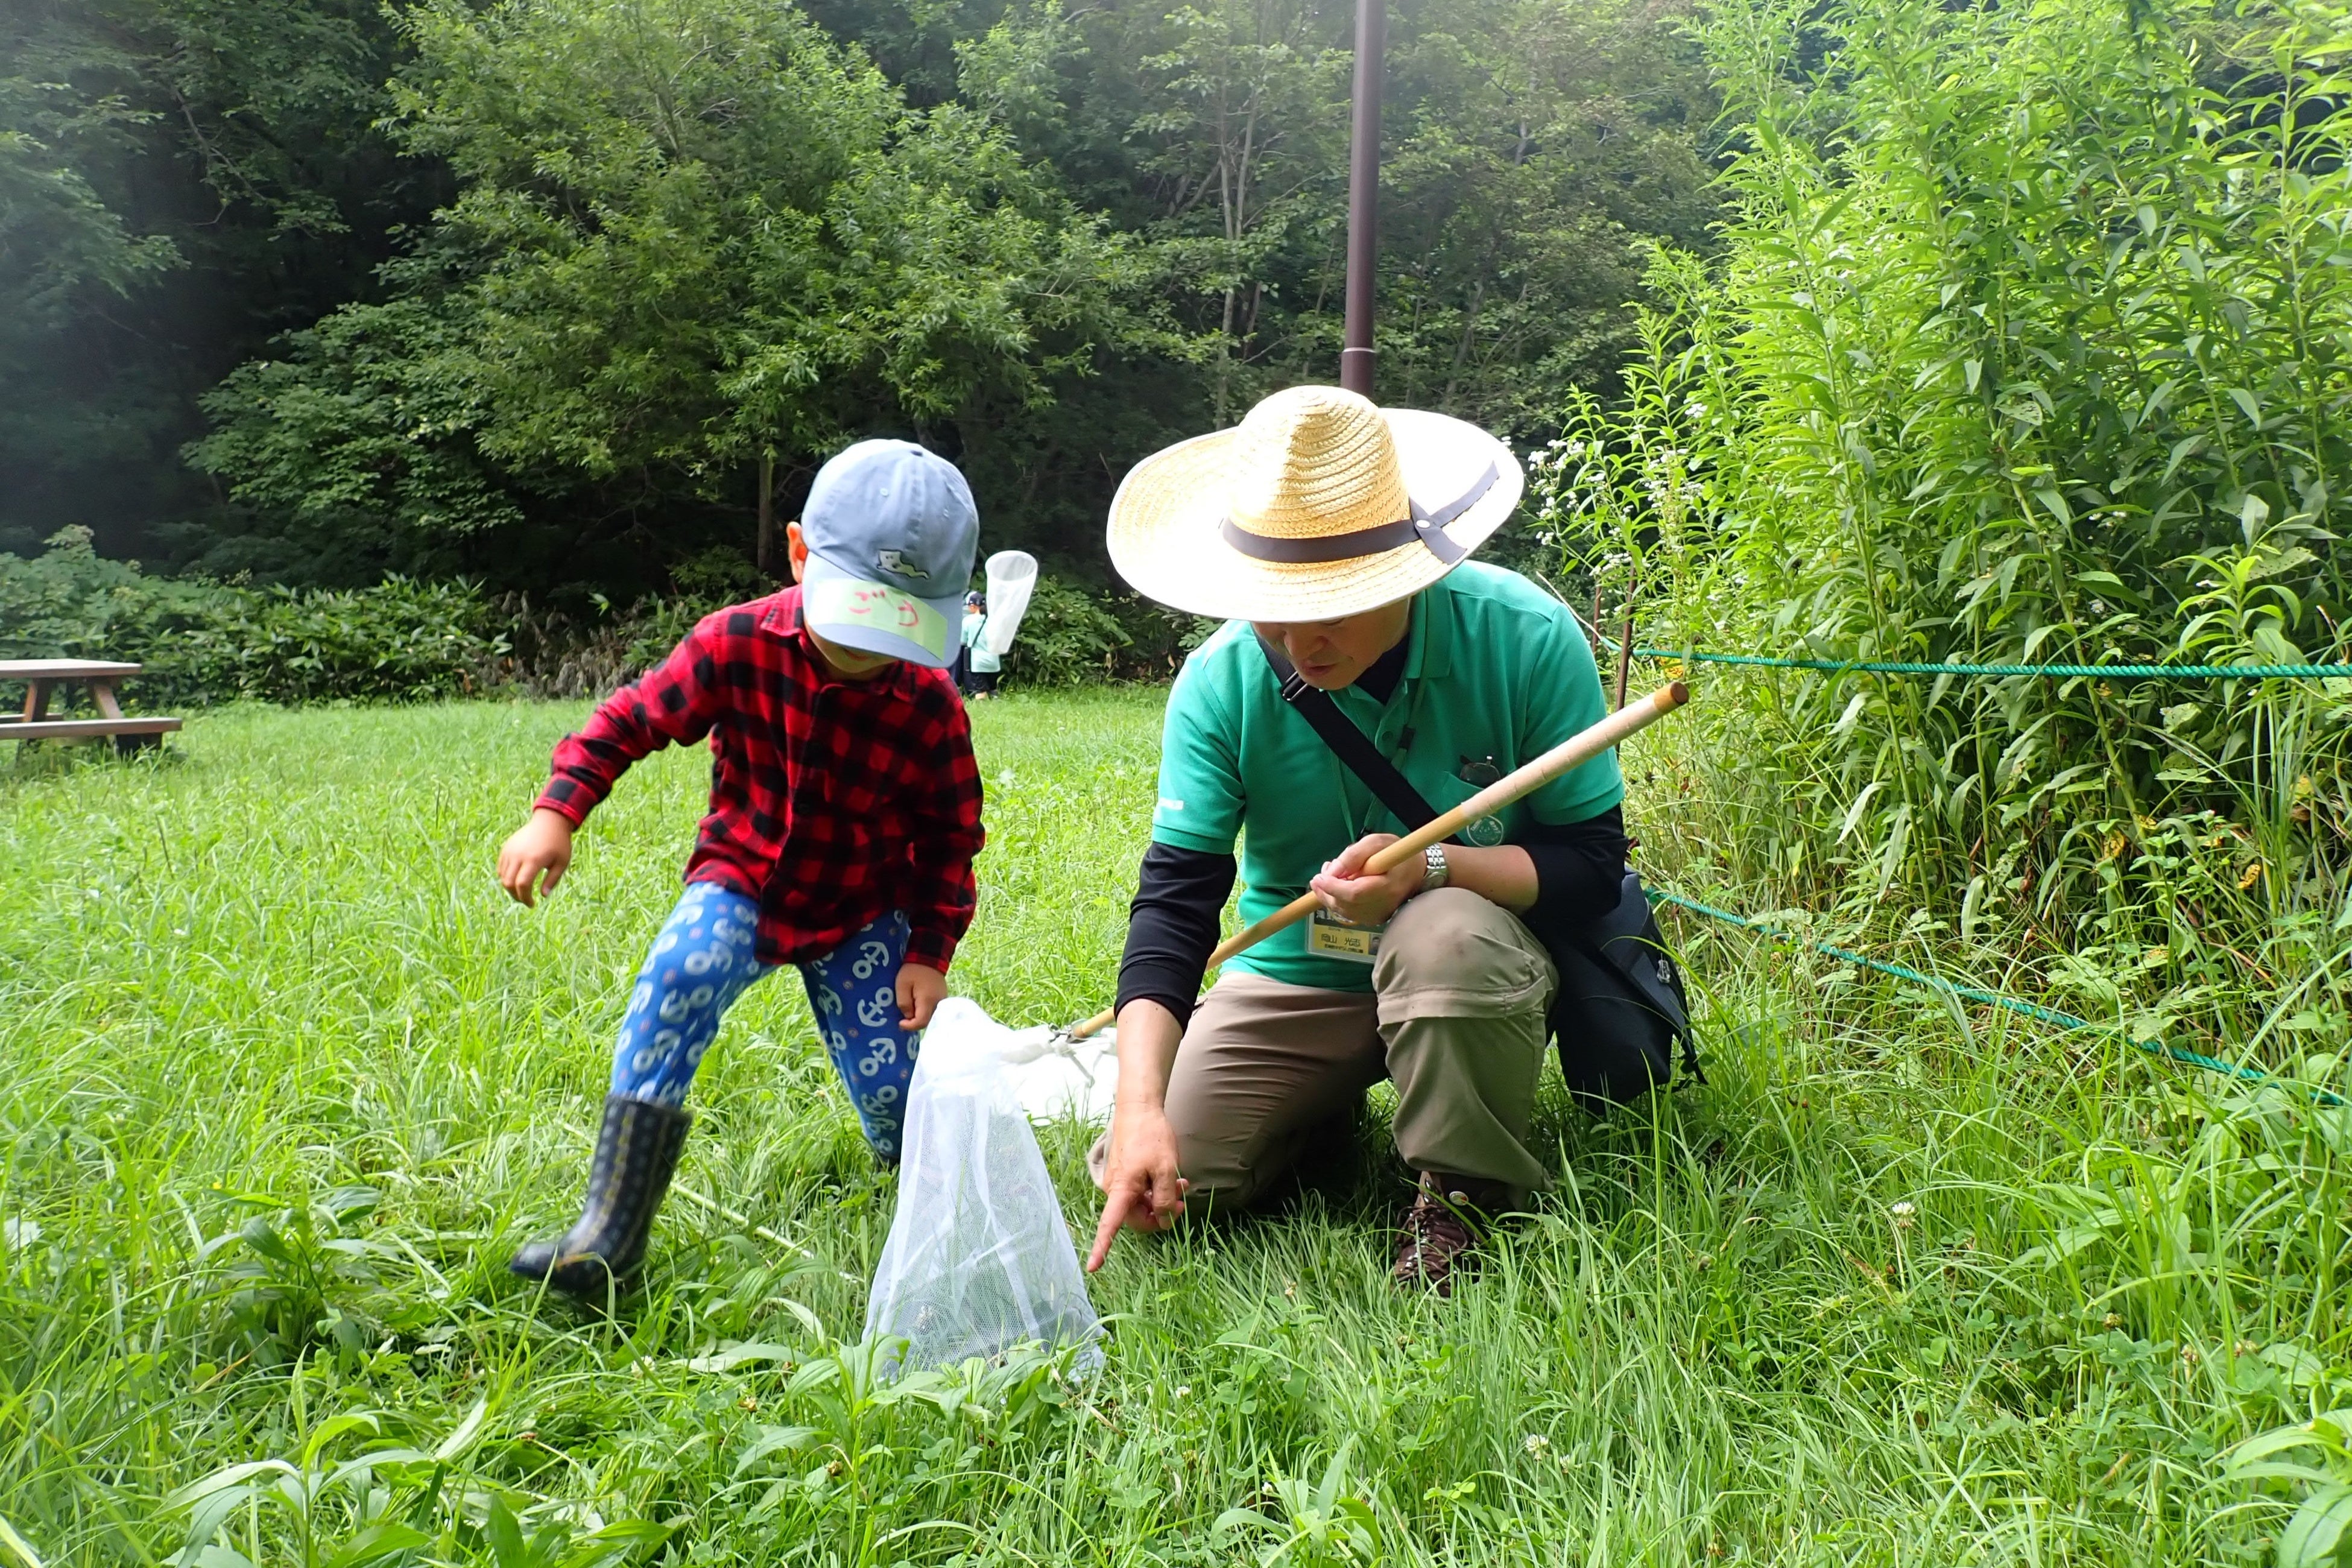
[1257,634,1698,1104]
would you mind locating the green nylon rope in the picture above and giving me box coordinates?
[1651,887,2344,1107]
[1614,646,2352,681]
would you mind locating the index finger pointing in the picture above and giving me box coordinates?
[1087,1192,1133,1273]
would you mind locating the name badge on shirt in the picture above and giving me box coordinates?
[1307,907,1385,963]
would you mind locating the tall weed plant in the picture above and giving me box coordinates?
[1534,0,2352,1063]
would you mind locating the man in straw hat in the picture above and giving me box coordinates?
[1087,384,1631,1294]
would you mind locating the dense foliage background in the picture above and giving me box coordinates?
[2,0,1717,596]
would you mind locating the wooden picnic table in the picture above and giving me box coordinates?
[1,659,183,753]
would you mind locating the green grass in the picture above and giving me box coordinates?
[2,692,2347,1566]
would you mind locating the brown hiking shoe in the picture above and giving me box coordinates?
[1391,1174,1508,1296]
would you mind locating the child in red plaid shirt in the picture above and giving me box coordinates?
[498,440,986,1298]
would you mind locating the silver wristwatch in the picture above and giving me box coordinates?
[1421,842,1451,894]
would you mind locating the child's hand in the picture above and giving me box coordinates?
[896,963,947,1031]
[498,808,575,906]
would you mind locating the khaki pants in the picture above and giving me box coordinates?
[1091,888,1559,1207]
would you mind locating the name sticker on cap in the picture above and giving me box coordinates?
[806,579,950,661]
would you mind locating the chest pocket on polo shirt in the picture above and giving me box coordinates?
[1414,755,1511,846]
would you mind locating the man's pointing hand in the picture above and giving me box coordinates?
[1087,1102,1189,1271]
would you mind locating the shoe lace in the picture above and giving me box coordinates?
[1400,1193,1475,1272]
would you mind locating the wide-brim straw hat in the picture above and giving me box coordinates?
[1106,385,1523,621]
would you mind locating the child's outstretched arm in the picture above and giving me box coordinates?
[503,616,730,905]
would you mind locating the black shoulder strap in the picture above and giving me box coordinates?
[1256,632,1451,839]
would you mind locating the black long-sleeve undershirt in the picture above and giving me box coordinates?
[1114,805,1630,1026]
[1115,841,1239,1026]
[1516,803,1631,951]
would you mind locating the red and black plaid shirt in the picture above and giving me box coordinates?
[534,586,984,972]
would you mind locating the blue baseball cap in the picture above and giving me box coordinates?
[798,439,978,669]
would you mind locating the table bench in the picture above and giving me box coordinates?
[1,660,183,754]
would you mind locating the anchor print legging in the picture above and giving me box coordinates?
[607,881,920,1160]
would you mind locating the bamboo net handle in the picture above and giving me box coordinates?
[1066,680,1690,1039]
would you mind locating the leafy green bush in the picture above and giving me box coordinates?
[0,533,1209,709]
[1,528,505,707]
[0,528,223,700]
[999,577,1134,688]
[175,578,508,705]
[493,582,751,699]
[994,575,1216,689]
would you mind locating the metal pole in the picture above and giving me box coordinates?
[1340,0,1383,397]
[756,450,777,575]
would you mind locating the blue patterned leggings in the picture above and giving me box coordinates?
[608,882,922,1160]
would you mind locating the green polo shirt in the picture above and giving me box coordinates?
[1151,560,1624,992]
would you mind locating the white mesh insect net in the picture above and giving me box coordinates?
[862,999,1108,1374]
[980,551,1037,658]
